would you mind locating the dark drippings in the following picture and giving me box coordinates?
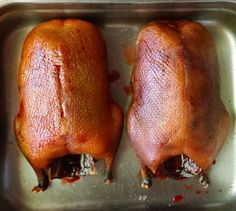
[173,194,184,203]
[62,176,81,184]
[183,185,192,191]
[195,190,201,195]
[124,43,135,65]
[124,85,132,96]
[109,70,120,83]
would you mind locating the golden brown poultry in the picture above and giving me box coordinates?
[15,19,123,191]
[127,20,230,188]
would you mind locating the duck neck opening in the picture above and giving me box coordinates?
[50,154,96,179]
[157,154,201,179]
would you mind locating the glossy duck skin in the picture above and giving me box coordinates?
[127,20,230,188]
[15,19,123,191]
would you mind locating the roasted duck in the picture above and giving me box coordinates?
[127,20,230,188]
[15,19,123,191]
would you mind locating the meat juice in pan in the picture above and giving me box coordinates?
[127,20,230,188]
[14,19,123,191]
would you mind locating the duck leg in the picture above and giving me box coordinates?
[141,164,152,189]
[104,155,114,184]
[32,168,49,192]
[199,172,209,188]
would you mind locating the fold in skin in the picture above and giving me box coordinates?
[15,19,123,191]
[127,20,230,176]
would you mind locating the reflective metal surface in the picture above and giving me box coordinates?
[0,0,236,210]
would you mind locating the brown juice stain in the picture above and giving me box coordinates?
[124,85,132,96]
[173,194,184,203]
[61,176,81,184]
[195,190,201,195]
[124,43,135,65]
[183,185,192,191]
[109,70,121,83]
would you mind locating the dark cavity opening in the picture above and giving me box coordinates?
[50,154,96,180]
[157,154,201,179]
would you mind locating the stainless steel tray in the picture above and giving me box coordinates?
[0,0,236,210]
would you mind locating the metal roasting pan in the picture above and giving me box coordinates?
[0,0,236,210]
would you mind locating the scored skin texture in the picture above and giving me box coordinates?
[127,20,230,186]
[15,19,123,191]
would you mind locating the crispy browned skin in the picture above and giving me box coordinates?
[15,19,123,191]
[127,20,230,187]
